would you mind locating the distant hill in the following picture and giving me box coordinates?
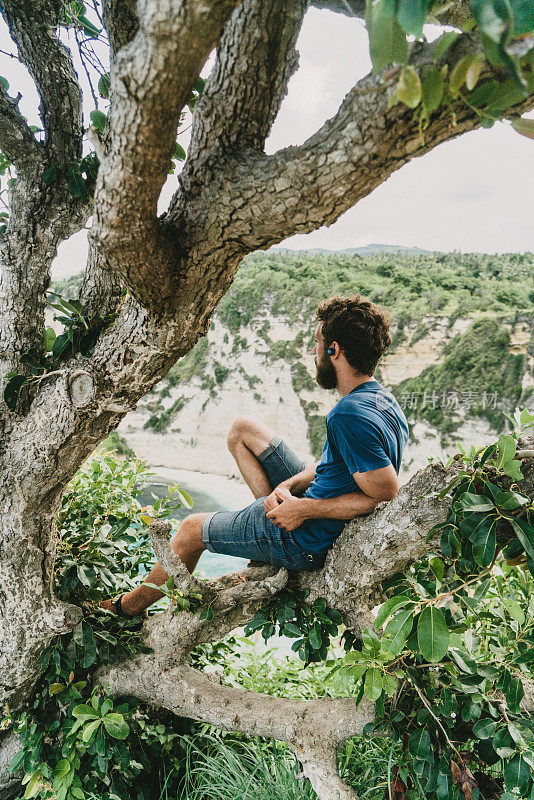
[273,243,433,256]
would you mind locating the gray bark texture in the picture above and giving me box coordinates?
[0,0,533,797]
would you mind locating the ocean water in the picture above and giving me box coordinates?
[137,472,250,577]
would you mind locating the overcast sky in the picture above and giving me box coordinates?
[1,8,533,279]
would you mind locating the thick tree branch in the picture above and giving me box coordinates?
[214,35,534,251]
[102,0,139,63]
[90,0,242,312]
[0,83,42,168]
[0,730,22,797]
[1,0,83,163]
[309,0,473,28]
[179,0,307,196]
[140,564,288,660]
[99,661,373,800]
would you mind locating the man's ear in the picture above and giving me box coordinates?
[328,342,340,358]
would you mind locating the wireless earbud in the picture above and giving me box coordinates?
[327,347,335,356]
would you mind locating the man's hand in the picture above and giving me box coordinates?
[266,487,307,532]
[264,487,283,513]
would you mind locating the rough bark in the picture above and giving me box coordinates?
[0,1,533,797]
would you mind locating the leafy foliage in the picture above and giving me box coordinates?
[3,291,118,412]
[249,417,534,798]
[245,591,344,665]
[5,451,198,800]
[366,0,534,142]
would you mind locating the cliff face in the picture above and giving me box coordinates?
[116,313,532,482]
[49,249,534,483]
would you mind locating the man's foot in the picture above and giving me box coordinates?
[99,593,145,617]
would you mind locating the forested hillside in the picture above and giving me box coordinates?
[51,249,533,477]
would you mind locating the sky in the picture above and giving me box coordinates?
[1,7,533,279]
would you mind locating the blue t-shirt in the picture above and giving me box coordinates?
[292,379,409,552]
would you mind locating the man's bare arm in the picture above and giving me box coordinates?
[281,462,320,495]
[297,490,383,520]
[264,461,320,512]
[266,464,400,530]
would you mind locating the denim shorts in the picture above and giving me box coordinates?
[201,435,328,571]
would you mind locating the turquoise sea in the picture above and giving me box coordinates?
[137,475,248,578]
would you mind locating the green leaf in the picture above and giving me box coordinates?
[364,666,383,701]
[506,676,525,712]
[417,606,449,662]
[472,0,513,42]
[102,713,130,740]
[408,728,432,758]
[504,754,530,794]
[67,163,89,201]
[471,517,497,567]
[308,623,322,650]
[436,769,453,800]
[53,759,71,778]
[396,65,422,108]
[450,54,484,96]
[23,771,42,799]
[82,718,102,743]
[177,488,194,509]
[396,0,428,37]
[90,109,107,132]
[429,557,445,582]
[493,489,530,509]
[366,0,408,72]
[502,459,524,481]
[42,164,57,185]
[382,608,414,655]
[8,749,25,773]
[72,704,99,721]
[199,605,214,622]
[362,628,381,656]
[503,598,526,624]
[457,492,495,512]
[374,594,413,630]
[172,142,186,161]
[3,374,27,411]
[498,433,517,466]
[48,682,66,696]
[473,718,499,739]
[510,518,534,560]
[43,326,56,351]
[97,73,111,99]
[422,67,444,114]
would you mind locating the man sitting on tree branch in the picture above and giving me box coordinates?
[101,295,409,616]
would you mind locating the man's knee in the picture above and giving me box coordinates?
[171,514,205,552]
[227,416,258,453]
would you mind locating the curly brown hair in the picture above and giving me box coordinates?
[316,295,392,376]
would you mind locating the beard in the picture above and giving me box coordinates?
[315,353,337,390]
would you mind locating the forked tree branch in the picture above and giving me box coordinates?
[99,661,374,800]
[178,0,307,195]
[1,0,83,163]
[90,0,243,312]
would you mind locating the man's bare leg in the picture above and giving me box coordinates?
[227,416,276,498]
[100,513,207,616]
